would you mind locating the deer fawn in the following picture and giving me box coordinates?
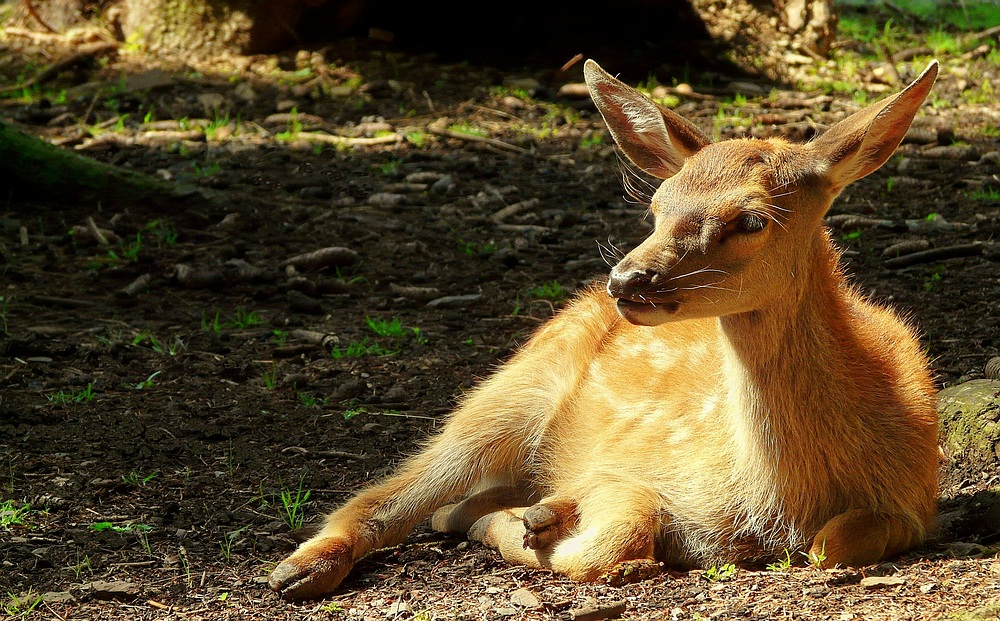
[269,60,940,600]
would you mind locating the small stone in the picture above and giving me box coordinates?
[81,580,140,601]
[920,583,936,593]
[948,541,987,558]
[234,82,257,103]
[675,83,694,95]
[385,600,411,617]
[495,608,519,617]
[368,192,407,208]
[510,587,542,609]
[42,591,75,604]
[569,600,628,621]
[286,290,324,314]
[860,576,906,589]
[431,175,456,194]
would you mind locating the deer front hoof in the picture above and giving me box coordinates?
[601,558,662,586]
[269,537,354,600]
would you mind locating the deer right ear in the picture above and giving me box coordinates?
[585,60,711,180]
[811,60,939,192]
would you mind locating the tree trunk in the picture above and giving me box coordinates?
[9,0,836,78]
[688,0,837,81]
[0,121,187,206]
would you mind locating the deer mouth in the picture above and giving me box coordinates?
[615,297,681,316]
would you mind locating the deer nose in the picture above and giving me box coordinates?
[607,267,656,298]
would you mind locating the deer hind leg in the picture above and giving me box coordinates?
[809,509,926,567]
[465,488,663,583]
[430,484,538,536]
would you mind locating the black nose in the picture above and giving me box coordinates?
[607,267,655,298]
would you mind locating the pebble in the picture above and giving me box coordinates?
[569,600,628,621]
[948,541,988,558]
[859,576,906,589]
[286,290,324,315]
[43,591,75,604]
[431,175,456,194]
[510,587,542,609]
[78,580,140,601]
[368,192,408,208]
[385,600,411,617]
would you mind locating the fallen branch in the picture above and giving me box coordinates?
[0,41,118,94]
[21,0,57,34]
[428,117,531,155]
[884,242,984,269]
[294,132,402,146]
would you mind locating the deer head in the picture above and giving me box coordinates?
[584,60,938,326]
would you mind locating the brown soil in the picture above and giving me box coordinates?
[1,32,999,621]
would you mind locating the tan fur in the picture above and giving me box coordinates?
[269,60,941,600]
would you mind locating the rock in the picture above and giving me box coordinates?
[859,576,905,589]
[42,591,75,604]
[385,600,411,617]
[431,175,456,194]
[368,192,408,208]
[953,600,1000,620]
[938,380,1000,467]
[569,600,628,621]
[79,580,140,601]
[174,264,224,288]
[287,290,324,315]
[495,608,519,616]
[510,587,542,609]
[948,541,988,558]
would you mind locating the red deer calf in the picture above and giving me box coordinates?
[270,60,940,600]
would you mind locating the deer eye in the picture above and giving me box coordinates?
[736,213,768,234]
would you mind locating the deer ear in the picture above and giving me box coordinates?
[584,59,710,180]
[812,60,938,191]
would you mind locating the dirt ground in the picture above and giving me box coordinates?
[1,24,1000,621]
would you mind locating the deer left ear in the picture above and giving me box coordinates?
[811,61,938,191]
[585,60,711,180]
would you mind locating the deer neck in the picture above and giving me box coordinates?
[719,229,844,382]
[716,230,856,460]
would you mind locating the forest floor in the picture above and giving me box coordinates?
[1,15,1000,621]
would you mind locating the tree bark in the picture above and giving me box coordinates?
[688,0,837,80]
[9,0,837,79]
[0,121,188,206]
